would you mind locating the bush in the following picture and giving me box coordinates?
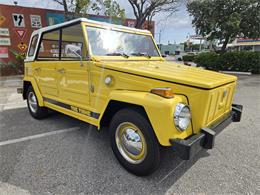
[194,52,219,70]
[182,55,195,62]
[194,51,260,73]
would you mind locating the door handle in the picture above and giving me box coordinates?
[57,68,65,74]
[35,67,41,72]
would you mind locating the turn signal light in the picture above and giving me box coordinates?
[151,88,174,98]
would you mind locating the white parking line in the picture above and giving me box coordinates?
[0,102,25,106]
[0,127,80,147]
[0,182,31,195]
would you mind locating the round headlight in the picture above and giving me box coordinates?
[174,103,191,131]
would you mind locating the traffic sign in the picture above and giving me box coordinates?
[12,13,25,27]
[17,42,28,52]
[15,29,27,40]
[0,28,9,36]
[0,38,11,46]
[0,47,8,58]
[0,15,6,26]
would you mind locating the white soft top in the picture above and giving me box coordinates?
[33,17,150,35]
[26,18,150,61]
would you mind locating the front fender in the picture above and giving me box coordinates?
[105,90,193,146]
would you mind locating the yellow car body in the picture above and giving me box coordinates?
[21,18,242,175]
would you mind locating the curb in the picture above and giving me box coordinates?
[219,71,252,75]
[0,75,24,81]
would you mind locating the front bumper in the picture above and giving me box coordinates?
[170,104,243,160]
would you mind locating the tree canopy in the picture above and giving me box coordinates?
[128,0,179,29]
[187,0,260,52]
[53,0,125,21]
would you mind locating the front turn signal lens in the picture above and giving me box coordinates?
[151,88,174,98]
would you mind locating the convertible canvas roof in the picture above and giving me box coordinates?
[32,18,150,35]
[26,18,151,62]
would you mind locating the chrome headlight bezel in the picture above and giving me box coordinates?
[174,103,191,131]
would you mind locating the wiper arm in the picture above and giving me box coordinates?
[130,52,151,58]
[106,52,129,58]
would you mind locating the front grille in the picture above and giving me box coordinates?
[205,82,236,126]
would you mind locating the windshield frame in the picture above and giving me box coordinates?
[83,22,162,60]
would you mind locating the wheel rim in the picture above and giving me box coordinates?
[115,122,147,164]
[28,91,37,113]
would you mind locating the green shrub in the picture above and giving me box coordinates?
[182,55,195,62]
[194,51,260,73]
[194,52,219,70]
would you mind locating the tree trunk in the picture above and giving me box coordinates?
[63,0,69,20]
[135,17,144,29]
[221,36,229,53]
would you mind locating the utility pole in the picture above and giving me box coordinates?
[199,39,202,52]
[158,29,162,50]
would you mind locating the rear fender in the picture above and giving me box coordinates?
[23,76,44,106]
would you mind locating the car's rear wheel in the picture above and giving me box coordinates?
[109,108,160,176]
[26,86,48,119]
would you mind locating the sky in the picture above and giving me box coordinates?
[0,0,196,44]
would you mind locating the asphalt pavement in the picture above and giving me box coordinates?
[0,75,259,195]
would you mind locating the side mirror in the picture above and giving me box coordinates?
[65,44,83,66]
[162,54,167,58]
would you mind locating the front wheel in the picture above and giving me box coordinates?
[26,86,48,119]
[109,108,160,176]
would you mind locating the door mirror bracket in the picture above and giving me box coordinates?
[65,44,83,66]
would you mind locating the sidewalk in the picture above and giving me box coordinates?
[0,75,26,111]
[0,75,23,87]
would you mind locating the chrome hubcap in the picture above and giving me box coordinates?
[28,91,37,113]
[115,122,147,164]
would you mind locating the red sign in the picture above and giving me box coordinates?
[15,29,27,40]
[0,47,8,58]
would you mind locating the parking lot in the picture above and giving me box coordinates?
[0,75,259,195]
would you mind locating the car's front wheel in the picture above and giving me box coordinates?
[109,108,160,176]
[26,86,48,119]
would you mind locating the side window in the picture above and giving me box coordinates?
[28,35,38,57]
[37,29,60,60]
[61,24,85,60]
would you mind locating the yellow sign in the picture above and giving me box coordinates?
[17,42,28,52]
[0,16,6,26]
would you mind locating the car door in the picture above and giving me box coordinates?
[57,23,90,107]
[35,29,60,98]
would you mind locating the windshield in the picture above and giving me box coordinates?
[86,26,160,57]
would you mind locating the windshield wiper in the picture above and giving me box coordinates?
[106,52,129,58]
[130,52,151,58]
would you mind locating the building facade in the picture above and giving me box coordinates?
[159,43,184,55]
[228,38,260,52]
[0,4,155,76]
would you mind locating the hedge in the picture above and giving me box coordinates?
[182,55,195,62]
[193,51,260,74]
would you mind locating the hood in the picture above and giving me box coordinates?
[97,60,237,89]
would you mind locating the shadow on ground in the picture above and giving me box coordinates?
[0,107,210,194]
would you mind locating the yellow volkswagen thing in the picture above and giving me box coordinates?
[20,18,243,176]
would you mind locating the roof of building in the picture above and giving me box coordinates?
[32,17,150,35]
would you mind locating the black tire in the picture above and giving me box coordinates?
[26,86,48,119]
[109,108,160,176]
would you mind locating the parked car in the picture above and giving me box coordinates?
[19,18,242,176]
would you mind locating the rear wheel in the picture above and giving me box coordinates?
[109,108,160,176]
[26,86,48,119]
